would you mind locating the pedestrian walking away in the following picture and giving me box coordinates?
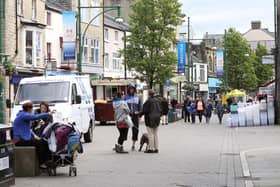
[112,93,130,154]
[161,97,169,125]
[216,100,225,124]
[125,83,142,151]
[205,99,213,124]
[183,96,191,123]
[141,89,162,153]
[196,97,205,123]
[190,100,196,124]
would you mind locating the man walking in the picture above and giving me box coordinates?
[125,83,142,151]
[183,96,191,123]
[142,89,162,153]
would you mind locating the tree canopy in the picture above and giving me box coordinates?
[224,28,257,91]
[254,43,273,87]
[124,0,185,88]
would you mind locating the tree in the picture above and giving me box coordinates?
[124,0,185,88]
[254,43,273,87]
[224,28,257,92]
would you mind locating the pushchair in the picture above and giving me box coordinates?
[42,122,83,176]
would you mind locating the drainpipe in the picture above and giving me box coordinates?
[15,0,18,54]
[0,0,4,123]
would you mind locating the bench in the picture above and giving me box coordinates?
[14,146,40,177]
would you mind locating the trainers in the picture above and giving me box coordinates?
[116,145,129,154]
[153,149,159,153]
[144,149,153,153]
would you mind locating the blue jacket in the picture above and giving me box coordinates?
[13,110,49,141]
[125,94,142,114]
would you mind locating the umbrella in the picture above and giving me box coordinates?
[226,89,246,98]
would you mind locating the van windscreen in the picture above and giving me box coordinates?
[15,82,70,104]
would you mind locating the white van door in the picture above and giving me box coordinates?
[70,83,83,130]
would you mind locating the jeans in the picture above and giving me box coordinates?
[131,114,139,141]
[184,110,190,122]
[197,110,204,123]
[146,126,159,150]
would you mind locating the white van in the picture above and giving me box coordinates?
[11,75,95,143]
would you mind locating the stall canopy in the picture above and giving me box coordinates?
[226,89,246,98]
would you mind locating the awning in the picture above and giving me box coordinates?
[92,79,136,86]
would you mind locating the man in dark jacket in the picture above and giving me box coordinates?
[183,96,191,123]
[142,89,162,153]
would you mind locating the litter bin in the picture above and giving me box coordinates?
[0,124,14,187]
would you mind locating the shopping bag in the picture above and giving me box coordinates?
[125,115,134,128]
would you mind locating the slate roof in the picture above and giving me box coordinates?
[104,14,129,31]
[46,0,69,13]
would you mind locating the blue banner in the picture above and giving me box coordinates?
[63,12,76,61]
[177,42,187,74]
[216,50,224,77]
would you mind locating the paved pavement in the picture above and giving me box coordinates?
[14,115,280,187]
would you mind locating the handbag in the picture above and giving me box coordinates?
[125,115,134,128]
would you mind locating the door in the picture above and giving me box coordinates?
[71,83,83,131]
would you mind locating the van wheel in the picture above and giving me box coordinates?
[84,124,93,143]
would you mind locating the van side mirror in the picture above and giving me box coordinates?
[76,95,82,104]
[6,99,11,108]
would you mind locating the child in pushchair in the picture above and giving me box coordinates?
[42,122,83,176]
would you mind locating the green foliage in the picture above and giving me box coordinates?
[123,0,185,88]
[254,43,273,87]
[224,28,257,92]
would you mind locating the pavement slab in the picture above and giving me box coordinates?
[13,116,280,187]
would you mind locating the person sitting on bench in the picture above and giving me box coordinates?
[13,100,53,169]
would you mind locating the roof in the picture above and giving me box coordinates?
[46,0,69,13]
[19,75,90,84]
[104,14,129,31]
[243,28,275,41]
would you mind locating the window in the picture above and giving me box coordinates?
[90,39,99,64]
[15,82,70,104]
[104,53,109,68]
[115,31,118,41]
[104,28,109,40]
[91,0,100,25]
[25,31,33,65]
[36,32,41,59]
[200,65,205,82]
[81,0,88,22]
[25,30,42,65]
[17,0,23,15]
[47,42,51,60]
[112,53,121,70]
[71,84,78,104]
[32,0,37,19]
[47,12,51,26]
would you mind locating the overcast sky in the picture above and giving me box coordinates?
[178,0,275,38]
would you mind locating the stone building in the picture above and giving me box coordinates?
[1,0,47,123]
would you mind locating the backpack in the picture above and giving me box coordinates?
[148,99,162,125]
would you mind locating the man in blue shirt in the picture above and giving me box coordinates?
[125,83,142,151]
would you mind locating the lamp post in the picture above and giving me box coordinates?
[77,2,123,74]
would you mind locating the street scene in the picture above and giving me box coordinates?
[0,0,279,186]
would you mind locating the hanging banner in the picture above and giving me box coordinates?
[216,50,224,77]
[177,42,187,74]
[63,12,76,61]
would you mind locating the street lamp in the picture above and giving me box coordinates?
[77,2,123,74]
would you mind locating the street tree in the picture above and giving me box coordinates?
[123,0,185,88]
[254,43,273,87]
[224,28,257,91]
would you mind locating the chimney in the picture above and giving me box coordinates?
[251,21,261,30]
